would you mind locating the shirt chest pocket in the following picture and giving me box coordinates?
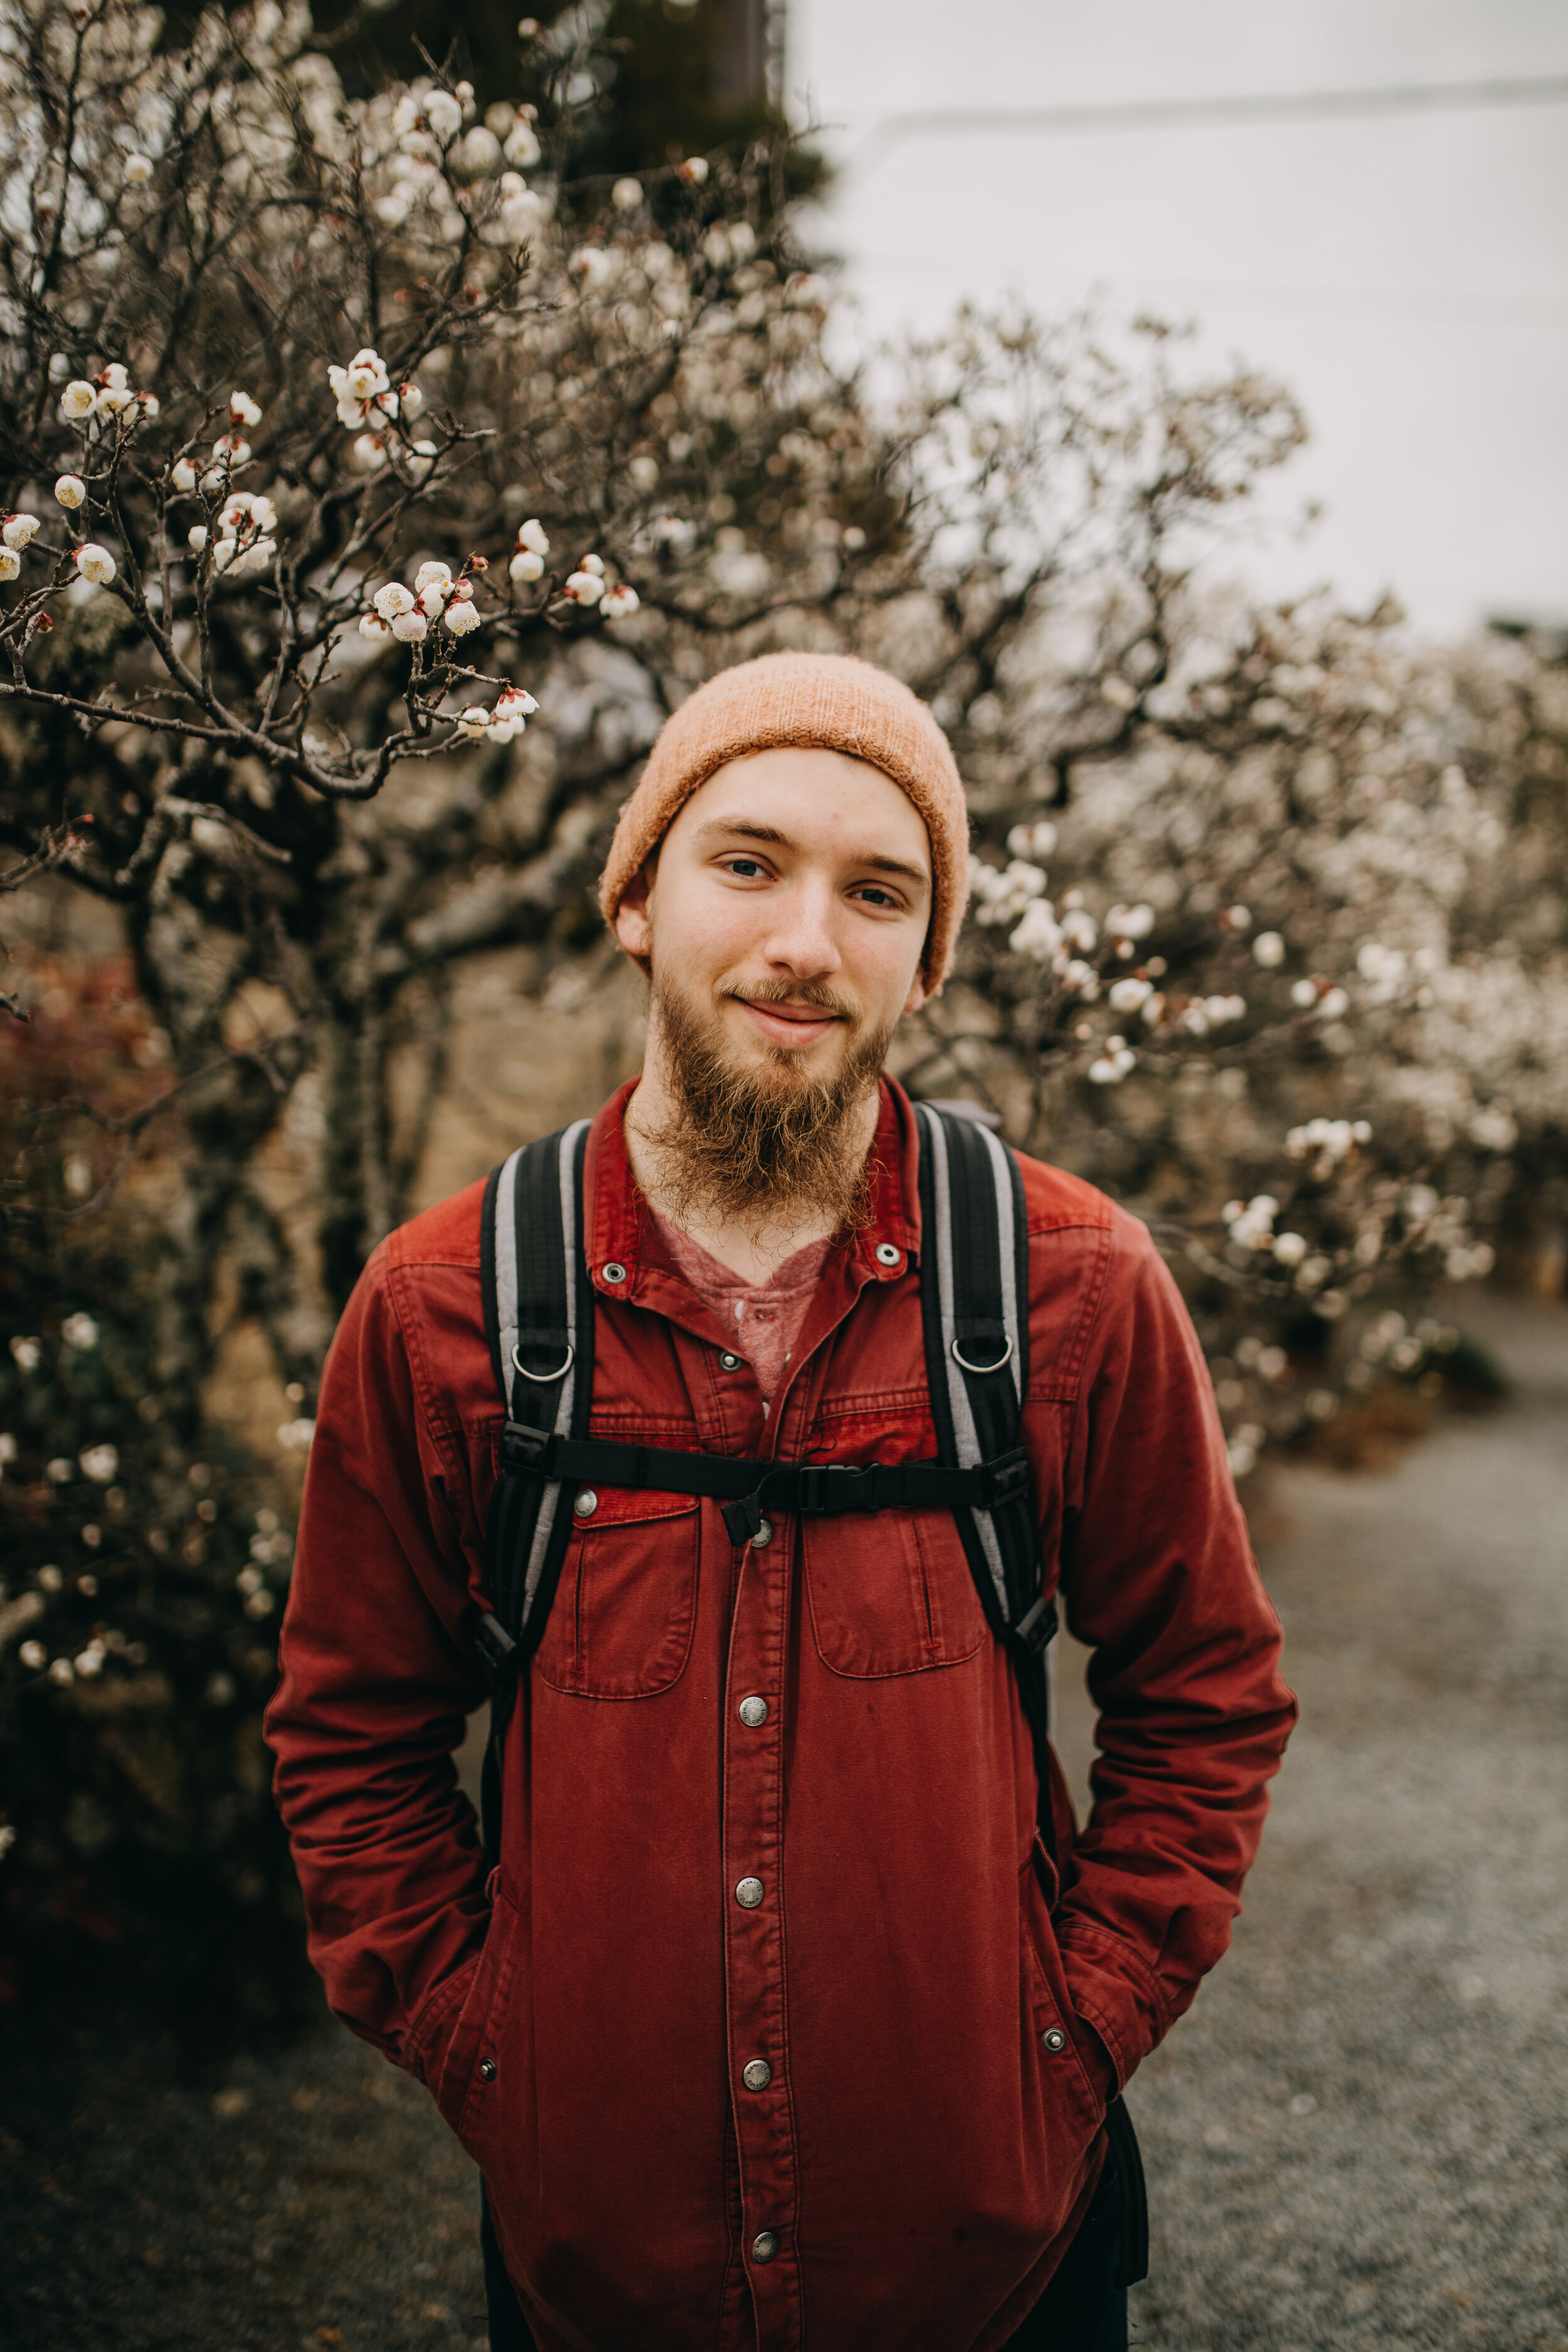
[534,1486,699,1700]
[804,1501,989,1678]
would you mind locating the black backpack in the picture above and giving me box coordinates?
[470,1098,1146,2287]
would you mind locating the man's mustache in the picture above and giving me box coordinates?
[718,978,862,1022]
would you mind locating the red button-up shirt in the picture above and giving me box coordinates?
[266,1079,1295,2352]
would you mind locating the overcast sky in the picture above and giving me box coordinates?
[788,0,1568,638]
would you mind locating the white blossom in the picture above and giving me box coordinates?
[568,246,617,294]
[137,391,159,420]
[10,1337,41,1372]
[59,379,98,420]
[600,582,640,618]
[1253,930,1286,968]
[1224,1195,1279,1251]
[75,543,117,584]
[517,517,551,557]
[1105,902,1155,941]
[79,1444,118,1483]
[1088,1036,1136,1084]
[1272,1232,1308,1267]
[358,612,389,640]
[1108,977,1152,1014]
[1007,899,1062,961]
[188,526,208,551]
[391,610,428,643]
[1290,979,1319,1009]
[211,433,251,467]
[679,155,709,185]
[510,549,544,584]
[229,389,263,429]
[456,704,491,740]
[504,119,542,168]
[494,686,539,722]
[372,581,415,621]
[3,512,40,550]
[0,549,19,582]
[406,442,437,480]
[564,568,605,604]
[424,88,462,142]
[443,595,482,636]
[55,474,86,509]
[210,537,240,573]
[1225,904,1252,930]
[612,177,644,212]
[1005,820,1057,859]
[351,432,388,474]
[170,458,199,492]
[18,1641,46,1671]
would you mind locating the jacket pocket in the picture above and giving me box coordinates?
[535,1487,699,1699]
[803,1503,988,1678]
[429,1872,524,2143]
[1019,1839,1110,2134]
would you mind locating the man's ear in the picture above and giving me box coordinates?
[902,975,928,1017]
[613,861,654,969]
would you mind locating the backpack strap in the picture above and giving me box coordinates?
[472,1120,592,1854]
[915,1103,1059,1842]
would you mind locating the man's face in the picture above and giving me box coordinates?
[615,745,932,1091]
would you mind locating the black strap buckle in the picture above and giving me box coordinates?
[797,1462,884,1515]
[1013,1593,1058,1656]
[499,1421,554,1477]
[472,1609,520,1678]
[983,1446,1030,1510]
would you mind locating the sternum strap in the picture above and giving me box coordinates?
[496,1422,1037,1552]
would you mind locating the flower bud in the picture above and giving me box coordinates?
[75,543,117,584]
[55,474,87,509]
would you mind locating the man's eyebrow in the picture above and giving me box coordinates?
[693,817,930,889]
[692,818,792,847]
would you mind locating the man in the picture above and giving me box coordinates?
[267,652,1295,2352]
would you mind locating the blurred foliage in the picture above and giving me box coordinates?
[0,962,308,2027]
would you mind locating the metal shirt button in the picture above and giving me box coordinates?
[874,1241,902,1268]
[603,1261,627,1284]
[719,1350,741,1370]
[742,2058,772,2092]
[738,1694,768,1729]
[573,1488,598,1518]
[751,2229,780,2264]
[477,2057,497,2082]
[734,1876,765,1909]
[1042,2028,1067,2053]
[750,1517,773,1550]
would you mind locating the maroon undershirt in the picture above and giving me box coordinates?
[649,1212,833,1413]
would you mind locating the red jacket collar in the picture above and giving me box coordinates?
[583,1074,923,1306]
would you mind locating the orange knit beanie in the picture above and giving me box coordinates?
[598,652,972,993]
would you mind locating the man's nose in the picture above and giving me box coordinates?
[760,880,843,980]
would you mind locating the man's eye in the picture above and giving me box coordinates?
[853,885,898,908]
[724,858,768,878]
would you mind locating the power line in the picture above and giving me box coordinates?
[845,73,1568,176]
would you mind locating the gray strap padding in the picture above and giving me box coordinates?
[918,1103,1025,1624]
[490,1116,591,1619]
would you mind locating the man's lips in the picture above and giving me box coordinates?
[733,997,844,1049]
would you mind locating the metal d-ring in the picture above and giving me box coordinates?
[950,1333,1014,1377]
[512,1341,575,1385]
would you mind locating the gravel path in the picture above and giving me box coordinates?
[3,1294,1564,2351]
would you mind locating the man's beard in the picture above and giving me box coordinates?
[639,962,890,1237]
